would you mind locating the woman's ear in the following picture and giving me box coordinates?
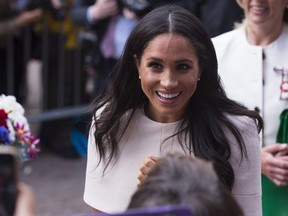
[134,54,139,67]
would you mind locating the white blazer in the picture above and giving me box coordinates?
[212,24,288,146]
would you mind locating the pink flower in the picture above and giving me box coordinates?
[27,135,40,159]
[14,123,30,142]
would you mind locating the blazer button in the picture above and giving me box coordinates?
[254,107,260,113]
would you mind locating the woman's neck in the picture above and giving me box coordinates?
[246,21,283,46]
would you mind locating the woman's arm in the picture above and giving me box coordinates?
[229,117,262,216]
[0,9,42,37]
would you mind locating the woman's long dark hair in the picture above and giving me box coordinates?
[284,8,288,23]
[92,5,263,190]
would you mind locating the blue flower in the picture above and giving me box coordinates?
[0,126,12,144]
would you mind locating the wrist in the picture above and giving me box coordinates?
[88,5,101,22]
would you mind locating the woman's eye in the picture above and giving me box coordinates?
[148,62,162,70]
[177,64,191,71]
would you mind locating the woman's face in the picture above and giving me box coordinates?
[239,0,288,25]
[136,33,201,123]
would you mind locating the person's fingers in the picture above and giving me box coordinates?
[137,172,147,188]
[148,155,160,162]
[273,178,288,186]
[262,144,288,155]
[278,155,288,161]
[270,171,288,186]
[139,164,151,175]
[266,155,288,170]
[139,157,157,175]
[137,156,159,187]
[262,151,288,187]
[269,167,288,179]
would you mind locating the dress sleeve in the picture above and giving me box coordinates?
[228,117,262,216]
[83,110,106,209]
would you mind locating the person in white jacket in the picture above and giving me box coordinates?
[213,0,288,215]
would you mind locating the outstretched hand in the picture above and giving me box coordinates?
[137,156,159,187]
[261,144,288,186]
[16,9,43,29]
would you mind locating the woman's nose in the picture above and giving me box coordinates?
[160,70,178,89]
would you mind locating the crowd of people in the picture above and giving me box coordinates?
[1,0,288,216]
[1,0,244,102]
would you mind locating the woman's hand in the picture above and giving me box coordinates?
[261,144,288,186]
[137,156,159,187]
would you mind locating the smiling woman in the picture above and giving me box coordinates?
[136,33,200,123]
[84,4,263,216]
[212,0,288,215]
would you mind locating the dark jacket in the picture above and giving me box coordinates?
[191,0,244,37]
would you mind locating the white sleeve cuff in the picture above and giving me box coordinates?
[87,6,95,24]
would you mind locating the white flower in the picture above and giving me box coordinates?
[0,94,29,130]
[0,94,25,115]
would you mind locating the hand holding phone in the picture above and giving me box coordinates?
[0,146,18,216]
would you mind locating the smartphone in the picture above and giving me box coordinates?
[0,146,18,216]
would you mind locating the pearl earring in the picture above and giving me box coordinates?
[139,75,141,79]
[197,77,201,81]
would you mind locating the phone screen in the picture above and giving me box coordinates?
[0,154,18,216]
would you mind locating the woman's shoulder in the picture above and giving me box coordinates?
[94,104,143,119]
[225,114,261,163]
[226,113,258,134]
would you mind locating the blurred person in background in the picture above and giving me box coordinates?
[188,0,244,37]
[71,0,136,99]
[27,0,89,159]
[212,0,288,215]
[0,0,42,102]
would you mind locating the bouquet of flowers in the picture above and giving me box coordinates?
[0,94,40,160]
